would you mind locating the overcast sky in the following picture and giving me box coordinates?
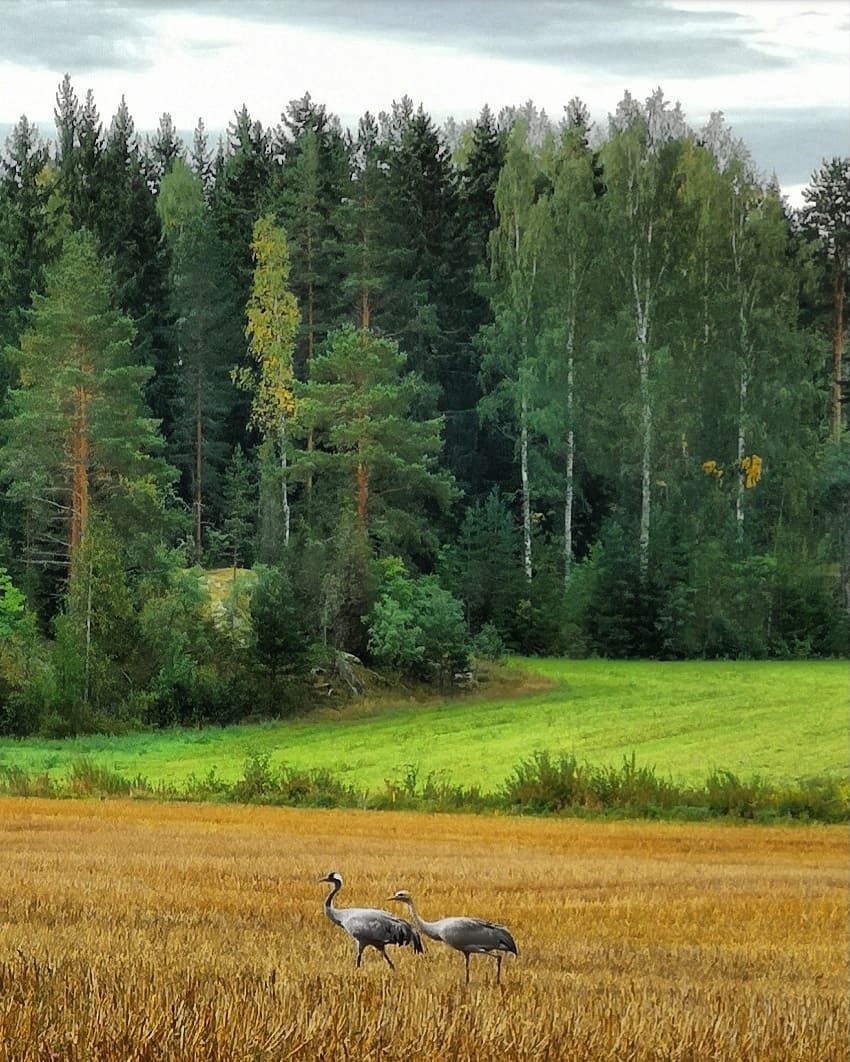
[1,0,848,204]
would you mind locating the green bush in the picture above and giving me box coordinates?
[365,559,470,685]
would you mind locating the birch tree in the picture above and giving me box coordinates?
[541,108,600,588]
[602,89,687,578]
[481,121,547,583]
[235,214,299,548]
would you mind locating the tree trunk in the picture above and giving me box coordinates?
[280,410,290,547]
[193,370,203,560]
[356,458,368,531]
[520,390,532,582]
[736,363,748,537]
[632,241,652,582]
[69,384,90,582]
[564,327,575,591]
[637,330,652,580]
[832,261,844,439]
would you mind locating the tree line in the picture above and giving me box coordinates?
[0,79,847,735]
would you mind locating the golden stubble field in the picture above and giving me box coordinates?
[0,798,847,1061]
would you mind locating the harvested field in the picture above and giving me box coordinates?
[0,798,847,1060]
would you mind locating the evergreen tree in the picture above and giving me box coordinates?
[802,157,850,438]
[0,116,54,360]
[454,105,510,496]
[338,112,391,332]
[380,101,465,393]
[0,231,176,587]
[297,325,455,556]
[272,93,349,378]
[209,105,272,305]
[158,160,240,560]
[146,112,184,190]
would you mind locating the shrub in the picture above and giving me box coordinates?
[365,559,470,685]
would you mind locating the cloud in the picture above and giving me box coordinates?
[0,0,797,77]
[727,108,850,185]
[3,1,155,72]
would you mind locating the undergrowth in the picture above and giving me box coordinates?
[1,751,846,822]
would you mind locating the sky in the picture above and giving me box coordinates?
[1,0,848,205]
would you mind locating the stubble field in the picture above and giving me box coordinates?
[1,797,847,1061]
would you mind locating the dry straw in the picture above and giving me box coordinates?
[1,798,847,1060]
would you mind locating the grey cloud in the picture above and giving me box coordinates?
[726,109,850,185]
[0,0,793,77]
[2,1,155,72]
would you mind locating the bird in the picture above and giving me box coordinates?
[318,871,423,970]
[387,888,518,985]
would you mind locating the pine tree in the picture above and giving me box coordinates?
[802,157,850,438]
[0,231,175,585]
[297,325,455,555]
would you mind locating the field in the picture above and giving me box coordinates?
[1,658,847,794]
[1,798,847,1060]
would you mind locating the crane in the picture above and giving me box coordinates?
[387,888,517,984]
[319,871,423,969]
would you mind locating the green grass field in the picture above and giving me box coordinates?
[0,658,846,793]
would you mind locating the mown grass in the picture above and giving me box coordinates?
[0,798,846,1061]
[1,659,846,796]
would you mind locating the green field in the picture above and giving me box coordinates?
[0,658,846,793]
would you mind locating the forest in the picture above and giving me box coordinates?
[0,77,847,737]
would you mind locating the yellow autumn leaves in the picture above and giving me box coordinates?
[235,214,300,436]
[702,453,762,488]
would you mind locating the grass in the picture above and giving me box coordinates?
[0,798,846,1060]
[0,658,846,795]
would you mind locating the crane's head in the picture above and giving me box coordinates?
[318,871,343,886]
[387,889,413,905]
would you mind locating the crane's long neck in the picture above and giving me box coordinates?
[404,899,442,942]
[323,880,343,926]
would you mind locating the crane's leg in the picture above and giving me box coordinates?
[379,947,395,971]
[355,941,363,968]
[495,953,503,986]
[464,953,470,984]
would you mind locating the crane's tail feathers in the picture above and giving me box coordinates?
[410,928,424,954]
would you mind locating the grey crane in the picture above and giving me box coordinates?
[319,871,423,969]
[387,889,517,985]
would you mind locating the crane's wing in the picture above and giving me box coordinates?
[340,907,423,951]
[439,916,518,955]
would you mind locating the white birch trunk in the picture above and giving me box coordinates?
[280,409,290,548]
[731,200,750,541]
[520,389,532,582]
[632,224,653,582]
[736,350,748,537]
[564,324,575,590]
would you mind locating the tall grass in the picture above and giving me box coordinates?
[0,799,846,1060]
[1,750,847,822]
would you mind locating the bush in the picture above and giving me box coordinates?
[365,559,470,685]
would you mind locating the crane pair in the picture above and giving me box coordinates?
[318,871,518,984]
